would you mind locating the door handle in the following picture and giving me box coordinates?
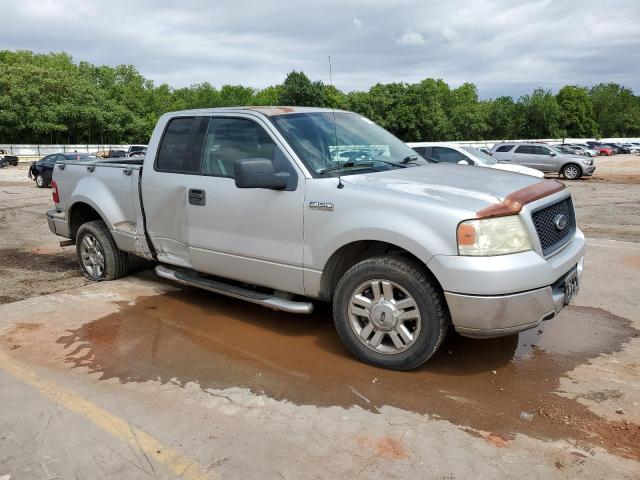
[188,188,206,206]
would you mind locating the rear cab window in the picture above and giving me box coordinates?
[155,117,197,173]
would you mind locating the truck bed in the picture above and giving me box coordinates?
[52,159,152,258]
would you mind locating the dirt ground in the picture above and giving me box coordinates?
[0,156,639,479]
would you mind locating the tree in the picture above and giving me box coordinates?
[518,88,563,138]
[277,71,326,106]
[556,86,598,137]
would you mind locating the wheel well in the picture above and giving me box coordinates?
[319,240,439,300]
[562,162,581,171]
[69,203,104,240]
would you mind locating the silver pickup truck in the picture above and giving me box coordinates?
[47,107,585,370]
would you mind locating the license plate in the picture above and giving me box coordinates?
[563,268,579,305]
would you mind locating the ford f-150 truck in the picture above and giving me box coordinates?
[46,107,584,370]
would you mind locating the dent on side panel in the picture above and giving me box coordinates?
[141,172,192,268]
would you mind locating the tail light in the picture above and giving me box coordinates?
[51,180,59,203]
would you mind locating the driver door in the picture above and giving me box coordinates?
[185,115,306,294]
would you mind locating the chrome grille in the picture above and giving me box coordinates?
[531,197,576,256]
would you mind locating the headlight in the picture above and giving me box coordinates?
[457,215,532,256]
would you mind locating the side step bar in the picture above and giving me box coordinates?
[155,265,314,314]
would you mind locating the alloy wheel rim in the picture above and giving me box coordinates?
[565,166,579,179]
[36,175,43,186]
[348,279,421,354]
[80,233,105,278]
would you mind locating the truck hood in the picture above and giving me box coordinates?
[342,164,547,213]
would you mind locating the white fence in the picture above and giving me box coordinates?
[0,144,131,159]
[2,138,640,161]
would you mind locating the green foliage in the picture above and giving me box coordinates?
[557,86,598,137]
[1,50,639,144]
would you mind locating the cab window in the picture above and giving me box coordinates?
[200,117,279,179]
[156,117,196,173]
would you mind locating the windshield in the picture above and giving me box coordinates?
[461,147,497,165]
[270,112,429,176]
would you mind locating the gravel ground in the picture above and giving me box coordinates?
[0,155,639,304]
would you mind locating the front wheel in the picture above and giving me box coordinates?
[76,220,129,281]
[562,163,582,180]
[332,256,449,370]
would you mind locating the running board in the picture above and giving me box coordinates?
[155,265,314,314]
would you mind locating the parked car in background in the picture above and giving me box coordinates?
[585,142,614,156]
[619,143,639,153]
[490,142,595,180]
[408,142,544,178]
[567,144,598,157]
[126,145,147,157]
[557,145,581,155]
[28,153,98,187]
[0,149,20,166]
[96,149,127,158]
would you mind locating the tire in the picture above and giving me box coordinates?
[76,220,129,281]
[561,163,582,180]
[332,256,450,370]
[35,174,45,188]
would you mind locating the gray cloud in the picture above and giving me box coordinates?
[1,0,639,98]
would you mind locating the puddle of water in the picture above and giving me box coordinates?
[53,288,639,459]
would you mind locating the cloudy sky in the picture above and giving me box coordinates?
[1,0,639,98]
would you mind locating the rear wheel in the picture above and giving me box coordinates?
[76,220,129,281]
[562,163,581,180]
[332,256,449,370]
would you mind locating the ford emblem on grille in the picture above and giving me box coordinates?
[554,214,567,230]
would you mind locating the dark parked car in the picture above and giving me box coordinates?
[0,149,19,167]
[28,153,97,188]
[126,145,147,157]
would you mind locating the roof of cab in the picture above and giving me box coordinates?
[164,106,350,117]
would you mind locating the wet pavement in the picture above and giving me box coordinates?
[52,286,639,459]
[2,238,640,479]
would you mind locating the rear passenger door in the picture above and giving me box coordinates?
[531,146,559,172]
[185,114,306,295]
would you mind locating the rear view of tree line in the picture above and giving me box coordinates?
[1,50,639,144]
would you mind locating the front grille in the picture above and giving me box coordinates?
[531,197,576,256]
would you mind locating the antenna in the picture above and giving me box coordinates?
[329,55,343,189]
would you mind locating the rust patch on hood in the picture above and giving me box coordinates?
[477,180,566,218]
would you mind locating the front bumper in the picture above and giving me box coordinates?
[583,165,596,176]
[429,230,585,338]
[445,269,577,338]
[46,209,70,238]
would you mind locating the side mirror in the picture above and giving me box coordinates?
[234,158,290,190]
[550,152,557,157]
[457,160,470,165]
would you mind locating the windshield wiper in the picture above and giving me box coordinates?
[319,161,376,174]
